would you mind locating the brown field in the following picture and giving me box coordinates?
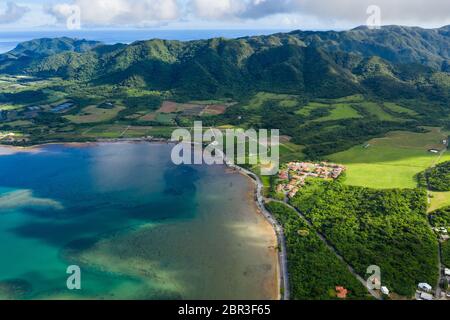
[139,112,157,121]
[158,101,229,116]
[201,104,229,115]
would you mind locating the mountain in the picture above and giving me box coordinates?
[0,26,449,100]
[0,37,103,75]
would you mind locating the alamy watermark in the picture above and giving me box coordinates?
[66,265,81,290]
[171,122,280,176]
[366,5,382,29]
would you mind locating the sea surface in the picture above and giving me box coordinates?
[0,29,288,53]
[0,142,277,299]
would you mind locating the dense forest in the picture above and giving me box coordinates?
[265,201,370,300]
[426,161,450,191]
[289,180,439,296]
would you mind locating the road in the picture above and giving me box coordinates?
[229,164,291,301]
[425,142,448,299]
[268,199,382,300]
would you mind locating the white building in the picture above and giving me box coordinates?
[419,292,433,301]
[418,283,432,292]
[445,268,450,277]
[381,286,390,295]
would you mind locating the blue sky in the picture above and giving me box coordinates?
[1,0,449,31]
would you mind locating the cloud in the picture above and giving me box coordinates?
[191,0,450,27]
[0,1,30,24]
[47,0,180,27]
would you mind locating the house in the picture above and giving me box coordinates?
[445,268,450,277]
[335,286,348,299]
[381,286,390,295]
[418,283,432,292]
[419,292,433,301]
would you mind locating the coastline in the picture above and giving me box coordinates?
[0,138,286,300]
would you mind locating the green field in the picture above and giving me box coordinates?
[65,105,125,124]
[358,102,397,121]
[295,102,329,117]
[328,128,449,189]
[313,103,362,122]
[383,102,418,116]
[244,92,300,110]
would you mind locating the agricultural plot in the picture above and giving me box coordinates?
[357,102,397,121]
[244,92,300,110]
[383,102,418,116]
[313,103,362,122]
[65,105,125,124]
[295,102,329,117]
[328,128,449,189]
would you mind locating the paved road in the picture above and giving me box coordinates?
[268,199,382,300]
[232,165,291,301]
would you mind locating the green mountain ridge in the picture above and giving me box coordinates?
[0,26,449,101]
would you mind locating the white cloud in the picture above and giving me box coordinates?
[192,0,244,19]
[190,0,450,28]
[0,1,30,24]
[47,0,180,27]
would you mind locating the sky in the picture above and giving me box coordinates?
[0,0,449,31]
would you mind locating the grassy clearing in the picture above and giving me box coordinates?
[428,192,450,212]
[358,102,397,121]
[383,102,418,116]
[314,103,362,122]
[328,128,449,189]
[244,92,300,110]
[295,102,329,117]
[65,105,125,124]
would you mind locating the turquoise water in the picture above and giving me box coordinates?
[0,142,277,300]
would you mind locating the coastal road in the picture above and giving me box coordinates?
[234,166,291,301]
[210,127,290,300]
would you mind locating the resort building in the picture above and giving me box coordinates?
[277,161,346,198]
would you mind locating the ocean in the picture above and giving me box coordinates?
[0,142,278,299]
[0,29,288,53]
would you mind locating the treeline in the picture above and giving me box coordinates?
[430,206,450,268]
[426,161,450,191]
[290,180,439,296]
[265,201,370,300]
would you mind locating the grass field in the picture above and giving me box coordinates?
[244,92,300,110]
[428,192,450,212]
[328,128,450,189]
[296,102,329,117]
[65,105,125,124]
[383,102,418,116]
[314,103,362,122]
[358,102,397,121]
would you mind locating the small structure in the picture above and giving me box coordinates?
[445,268,450,277]
[418,283,432,292]
[335,286,348,299]
[428,149,440,154]
[419,292,433,301]
[381,286,390,295]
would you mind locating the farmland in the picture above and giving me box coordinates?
[328,128,450,189]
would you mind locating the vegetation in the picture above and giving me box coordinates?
[425,161,450,191]
[266,201,370,300]
[290,180,439,296]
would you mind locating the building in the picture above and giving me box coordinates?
[445,268,450,277]
[335,286,348,299]
[381,286,390,295]
[418,283,432,292]
[419,292,433,301]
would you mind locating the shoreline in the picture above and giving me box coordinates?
[0,138,287,300]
